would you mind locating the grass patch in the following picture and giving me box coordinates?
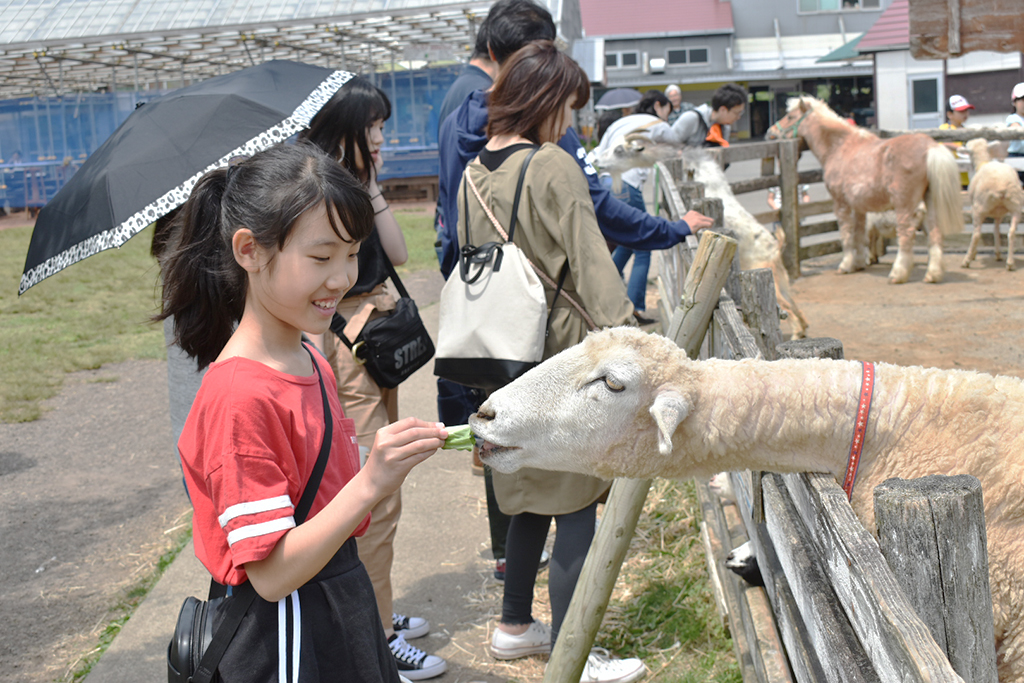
[65,511,193,682]
[0,224,166,423]
[392,203,440,274]
[598,479,741,682]
[0,208,438,424]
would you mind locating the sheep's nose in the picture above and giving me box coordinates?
[474,404,495,422]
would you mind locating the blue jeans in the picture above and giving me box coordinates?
[600,176,651,311]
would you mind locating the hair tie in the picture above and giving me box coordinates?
[226,154,250,182]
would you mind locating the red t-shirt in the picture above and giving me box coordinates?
[178,348,368,586]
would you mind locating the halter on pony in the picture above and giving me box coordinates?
[768,105,813,140]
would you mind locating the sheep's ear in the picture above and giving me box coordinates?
[649,390,691,455]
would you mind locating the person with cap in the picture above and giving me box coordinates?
[1006,83,1024,182]
[940,94,974,188]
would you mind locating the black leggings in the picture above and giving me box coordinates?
[500,500,599,645]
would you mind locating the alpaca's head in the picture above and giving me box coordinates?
[470,327,697,480]
[593,133,681,192]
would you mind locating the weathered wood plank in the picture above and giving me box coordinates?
[713,297,763,360]
[779,139,801,280]
[761,474,880,683]
[799,220,839,237]
[781,473,964,683]
[777,337,844,360]
[874,476,997,683]
[878,127,1024,141]
[909,0,1024,59]
[800,241,843,261]
[666,232,738,355]
[738,268,783,361]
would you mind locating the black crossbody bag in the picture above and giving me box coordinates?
[167,344,334,683]
[331,260,434,389]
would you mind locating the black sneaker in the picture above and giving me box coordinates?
[388,632,447,680]
[392,612,429,639]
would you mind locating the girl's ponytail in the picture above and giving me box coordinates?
[157,168,243,368]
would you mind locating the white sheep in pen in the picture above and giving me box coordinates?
[470,326,1024,681]
[961,138,1024,271]
[594,141,809,338]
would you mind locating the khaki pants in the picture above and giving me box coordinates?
[327,288,401,636]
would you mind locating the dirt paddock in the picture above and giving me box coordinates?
[779,248,1024,379]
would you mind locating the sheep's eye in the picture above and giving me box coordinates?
[603,376,625,392]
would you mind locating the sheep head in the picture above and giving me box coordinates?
[470,327,697,480]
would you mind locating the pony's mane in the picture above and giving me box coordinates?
[785,95,843,122]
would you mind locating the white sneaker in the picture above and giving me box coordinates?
[388,632,447,680]
[489,620,552,660]
[579,648,647,683]
[392,612,430,639]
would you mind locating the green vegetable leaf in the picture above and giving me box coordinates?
[443,424,475,451]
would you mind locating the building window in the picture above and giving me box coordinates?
[606,51,639,69]
[666,47,710,66]
[799,0,878,11]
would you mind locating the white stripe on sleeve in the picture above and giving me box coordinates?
[218,495,293,528]
[226,517,296,547]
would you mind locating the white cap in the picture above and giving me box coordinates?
[1012,82,1024,102]
[948,94,974,111]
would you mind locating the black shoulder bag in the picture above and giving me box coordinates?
[167,344,334,683]
[330,260,434,390]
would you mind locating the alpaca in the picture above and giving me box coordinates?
[470,326,1024,680]
[961,138,1024,271]
[594,142,809,338]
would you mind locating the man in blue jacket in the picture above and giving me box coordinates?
[437,0,711,280]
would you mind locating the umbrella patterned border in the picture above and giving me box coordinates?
[19,69,355,295]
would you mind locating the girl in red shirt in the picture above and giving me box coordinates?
[159,142,447,682]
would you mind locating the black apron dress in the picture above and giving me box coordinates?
[215,538,399,683]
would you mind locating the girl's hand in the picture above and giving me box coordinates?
[363,418,446,496]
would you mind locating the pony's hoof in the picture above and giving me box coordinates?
[961,259,972,269]
[1008,262,1016,272]
[924,272,943,284]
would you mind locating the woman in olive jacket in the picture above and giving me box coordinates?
[456,40,644,681]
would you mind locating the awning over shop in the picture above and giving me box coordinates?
[816,34,865,63]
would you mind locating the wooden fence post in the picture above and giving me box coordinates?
[738,268,784,361]
[874,475,997,683]
[543,231,738,683]
[779,138,801,281]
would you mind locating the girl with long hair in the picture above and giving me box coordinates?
[159,142,446,682]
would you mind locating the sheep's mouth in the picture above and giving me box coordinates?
[479,440,520,457]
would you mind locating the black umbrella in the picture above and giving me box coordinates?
[20,60,353,294]
[595,88,643,111]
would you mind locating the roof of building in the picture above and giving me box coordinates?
[579,0,733,39]
[857,0,909,52]
[0,0,507,99]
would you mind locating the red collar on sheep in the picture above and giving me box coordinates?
[842,362,876,500]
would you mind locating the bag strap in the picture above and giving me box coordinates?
[331,256,407,350]
[194,343,333,683]
[507,146,538,243]
[465,163,598,331]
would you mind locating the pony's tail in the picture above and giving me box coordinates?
[926,145,965,237]
[155,168,242,369]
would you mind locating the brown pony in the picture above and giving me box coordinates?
[767,96,964,284]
